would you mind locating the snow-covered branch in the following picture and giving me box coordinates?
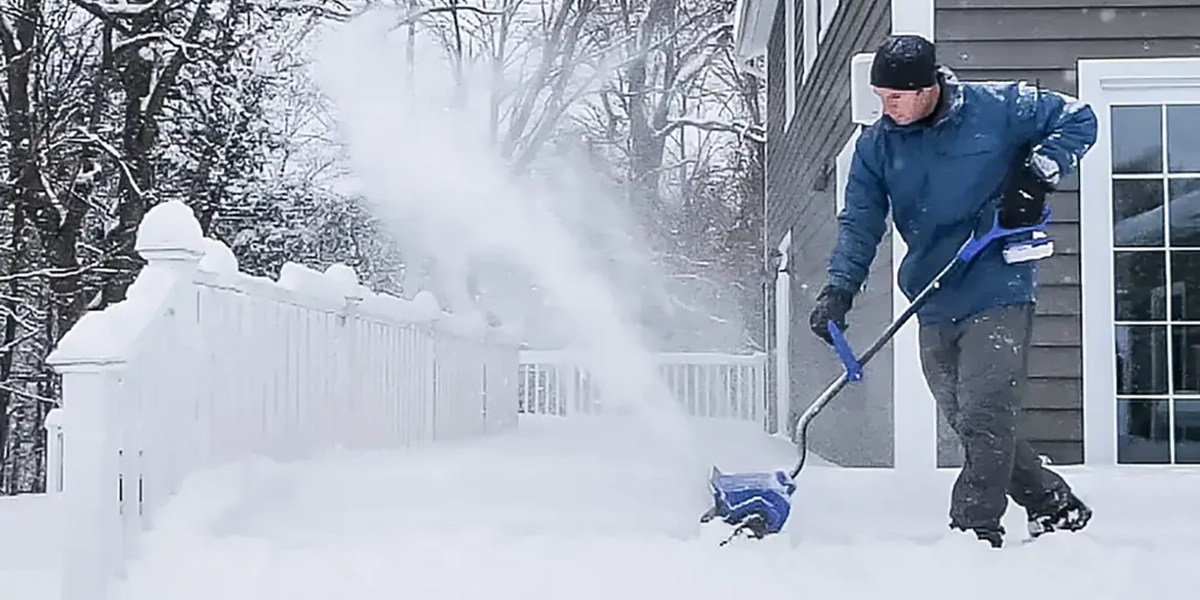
[654,116,765,144]
[74,0,164,16]
[111,31,207,58]
[391,4,506,27]
[0,382,59,406]
[0,260,117,284]
[70,127,148,200]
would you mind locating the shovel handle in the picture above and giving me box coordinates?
[958,204,1052,263]
[826,321,863,382]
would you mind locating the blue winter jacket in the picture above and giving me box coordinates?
[828,67,1098,325]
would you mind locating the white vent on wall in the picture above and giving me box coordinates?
[850,52,881,125]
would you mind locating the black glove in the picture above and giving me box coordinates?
[1000,155,1054,228]
[808,285,854,345]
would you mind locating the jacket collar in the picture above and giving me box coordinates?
[878,65,964,132]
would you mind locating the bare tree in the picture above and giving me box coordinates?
[0,0,355,493]
[390,0,766,350]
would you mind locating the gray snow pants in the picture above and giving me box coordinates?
[918,302,1072,531]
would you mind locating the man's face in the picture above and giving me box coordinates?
[874,85,939,125]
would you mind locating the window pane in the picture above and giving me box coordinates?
[1175,326,1200,395]
[1112,179,1164,247]
[1114,251,1166,320]
[1118,398,1170,463]
[1168,178,1200,247]
[1166,105,1200,174]
[1172,251,1200,321]
[1115,325,1168,395]
[1112,105,1163,174]
[1175,400,1200,464]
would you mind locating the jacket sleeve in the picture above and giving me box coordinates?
[827,132,890,294]
[1010,81,1098,186]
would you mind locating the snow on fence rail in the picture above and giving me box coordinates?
[43,200,520,600]
[517,350,775,431]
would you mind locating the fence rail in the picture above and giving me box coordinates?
[44,200,520,600]
[517,349,774,431]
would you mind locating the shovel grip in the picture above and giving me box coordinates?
[826,320,863,382]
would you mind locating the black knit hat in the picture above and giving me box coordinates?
[870,34,937,90]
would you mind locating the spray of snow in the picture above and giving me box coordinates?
[308,10,701,469]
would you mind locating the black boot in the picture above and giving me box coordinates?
[973,527,1004,548]
[1027,490,1092,538]
[950,521,1004,548]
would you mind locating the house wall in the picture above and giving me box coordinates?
[766,0,895,466]
[933,0,1200,465]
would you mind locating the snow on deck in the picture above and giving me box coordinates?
[6,415,1196,599]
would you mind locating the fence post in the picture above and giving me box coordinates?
[136,227,205,529]
[43,199,208,600]
[44,408,64,494]
[759,354,777,435]
[43,364,123,600]
[342,295,363,451]
[473,335,485,433]
[426,326,438,442]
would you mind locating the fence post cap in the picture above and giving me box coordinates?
[324,263,365,303]
[198,237,239,275]
[43,407,64,429]
[45,310,131,370]
[410,290,441,318]
[135,200,206,262]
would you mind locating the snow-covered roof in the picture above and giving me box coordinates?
[732,0,778,63]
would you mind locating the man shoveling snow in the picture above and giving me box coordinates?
[808,34,1096,548]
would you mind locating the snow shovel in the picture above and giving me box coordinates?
[700,205,1054,545]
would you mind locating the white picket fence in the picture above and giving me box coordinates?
[43,200,520,600]
[517,350,776,431]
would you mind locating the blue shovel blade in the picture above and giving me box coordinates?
[707,466,797,535]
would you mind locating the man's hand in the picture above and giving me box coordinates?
[1000,155,1055,228]
[809,285,854,345]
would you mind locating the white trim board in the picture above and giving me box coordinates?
[835,127,860,215]
[1077,56,1200,467]
[890,0,934,39]
[802,0,843,86]
[785,0,797,127]
[731,0,779,63]
[888,0,935,472]
[775,232,793,436]
[802,0,817,84]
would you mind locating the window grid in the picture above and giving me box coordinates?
[1113,102,1200,464]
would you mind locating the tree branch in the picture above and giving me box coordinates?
[653,116,765,144]
[390,4,505,28]
[70,126,149,199]
[0,259,117,284]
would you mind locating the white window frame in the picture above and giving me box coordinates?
[799,0,840,85]
[819,0,839,41]
[801,0,817,83]
[1078,56,1200,466]
[835,125,860,215]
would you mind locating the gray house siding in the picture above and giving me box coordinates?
[764,1,788,241]
[765,0,895,466]
[934,0,1200,465]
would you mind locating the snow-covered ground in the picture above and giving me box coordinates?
[6,414,1195,599]
[0,492,59,597]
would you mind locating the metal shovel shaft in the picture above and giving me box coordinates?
[785,205,1055,480]
[787,241,967,479]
